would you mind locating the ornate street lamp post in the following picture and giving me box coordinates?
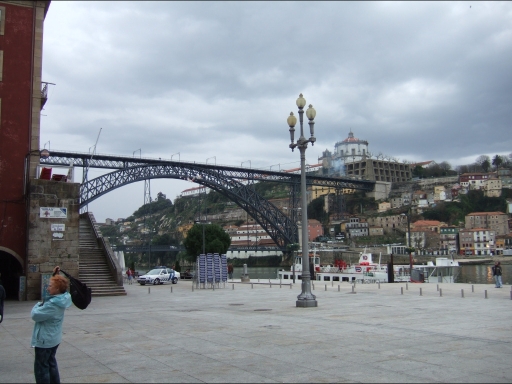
[402,209,412,271]
[287,93,318,308]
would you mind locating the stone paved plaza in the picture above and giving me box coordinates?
[1,279,512,383]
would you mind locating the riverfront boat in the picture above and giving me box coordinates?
[411,258,460,283]
[278,249,460,284]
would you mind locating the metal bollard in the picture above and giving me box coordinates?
[232,284,234,290]
[148,287,150,294]
[251,283,253,289]
[420,288,422,296]
[325,284,327,291]
[472,285,474,293]
[332,281,334,287]
[378,281,380,289]
[485,290,488,299]
[338,285,340,292]
[192,284,194,292]
[461,289,464,298]
[280,282,282,288]
[440,288,442,297]
[406,283,408,290]
[437,284,439,291]
[352,285,355,293]
[401,287,403,295]
[290,283,292,289]
[270,283,272,288]
[171,287,173,293]
[510,291,512,300]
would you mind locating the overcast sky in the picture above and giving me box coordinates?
[40,1,512,222]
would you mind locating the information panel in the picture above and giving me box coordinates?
[40,207,67,218]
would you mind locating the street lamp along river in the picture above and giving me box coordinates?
[287,93,318,308]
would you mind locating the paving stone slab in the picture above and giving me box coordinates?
[2,282,512,383]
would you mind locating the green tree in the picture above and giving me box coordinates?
[412,165,426,178]
[308,196,329,224]
[475,155,491,173]
[481,159,491,173]
[183,224,231,261]
[99,225,119,237]
[492,155,503,172]
[151,233,174,245]
[285,242,300,263]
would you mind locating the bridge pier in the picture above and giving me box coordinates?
[26,179,81,300]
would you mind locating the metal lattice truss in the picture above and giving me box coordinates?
[81,164,297,248]
[40,151,376,189]
[40,151,376,250]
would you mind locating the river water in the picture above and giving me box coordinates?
[233,265,512,285]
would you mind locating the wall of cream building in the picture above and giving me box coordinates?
[378,202,391,213]
[485,178,502,197]
[367,181,392,201]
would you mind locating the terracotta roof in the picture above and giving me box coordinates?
[258,238,279,246]
[181,186,206,193]
[460,172,492,176]
[412,220,444,227]
[230,240,254,246]
[342,131,364,143]
[467,212,506,216]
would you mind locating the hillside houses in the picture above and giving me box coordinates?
[377,171,509,215]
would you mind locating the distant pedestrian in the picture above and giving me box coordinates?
[228,264,234,280]
[126,268,133,285]
[31,266,72,383]
[0,278,6,323]
[492,261,503,288]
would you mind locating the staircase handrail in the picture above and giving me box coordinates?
[81,212,123,286]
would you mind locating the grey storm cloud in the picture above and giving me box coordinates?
[39,1,512,220]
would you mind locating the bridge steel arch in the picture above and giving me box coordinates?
[81,164,298,249]
[41,151,376,251]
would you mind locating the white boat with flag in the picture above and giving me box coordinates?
[278,248,460,284]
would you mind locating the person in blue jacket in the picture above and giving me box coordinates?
[31,267,71,384]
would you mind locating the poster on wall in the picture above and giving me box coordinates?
[40,207,67,218]
[52,232,64,240]
[51,224,65,231]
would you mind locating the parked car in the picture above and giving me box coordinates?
[137,268,180,285]
[181,269,194,280]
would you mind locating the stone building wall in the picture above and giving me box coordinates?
[26,179,80,300]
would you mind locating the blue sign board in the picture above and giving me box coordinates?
[41,273,52,301]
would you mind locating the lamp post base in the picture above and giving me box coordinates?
[296,298,318,307]
[296,290,317,307]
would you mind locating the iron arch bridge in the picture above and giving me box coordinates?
[40,151,375,250]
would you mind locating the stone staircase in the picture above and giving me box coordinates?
[79,217,126,297]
